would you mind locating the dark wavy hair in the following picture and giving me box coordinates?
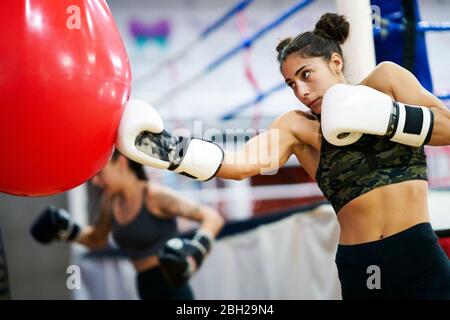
[276,13,350,66]
[111,149,148,181]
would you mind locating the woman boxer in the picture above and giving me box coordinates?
[116,13,450,299]
[30,150,224,300]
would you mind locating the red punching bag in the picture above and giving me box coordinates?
[0,0,131,196]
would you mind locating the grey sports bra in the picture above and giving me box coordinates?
[111,188,177,260]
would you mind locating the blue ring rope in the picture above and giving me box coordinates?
[136,0,255,85]
[221,82,286,121]
[201,0,254,39]
[154,0,315,107]
[374,20,450,37]
[222,17,450,120]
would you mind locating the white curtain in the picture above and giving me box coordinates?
[191,204,342,299]
[76,204,342,300]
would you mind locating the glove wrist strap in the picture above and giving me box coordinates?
[58,222,81,242]
[389,102,434,147]
[55,209,81,242]
[193,229,214,254]
[172,139,224,181]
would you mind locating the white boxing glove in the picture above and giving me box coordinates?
[321,84,434,147]
[116,99,224,181]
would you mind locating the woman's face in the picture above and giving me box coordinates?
[281,53,344,114]
[91,160,123,194]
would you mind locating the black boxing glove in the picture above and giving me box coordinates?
[30,206,81,244]
[158,230,213,287]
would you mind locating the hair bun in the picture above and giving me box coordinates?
[314,13,349,44]
[276,37,293,54]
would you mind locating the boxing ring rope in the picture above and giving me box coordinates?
[221,82,286,121]
[436,93,450,100]
[220,16,450,120]
[373,20,450,37]
[181,183,322,203]
[135,0,255,86]
[220,80,449,122]
[153,0,315,107]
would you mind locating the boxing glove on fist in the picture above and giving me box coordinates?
[321,84,434,147]
[30,206,81,244]
[116,99,224,181]
[158,230,213,287]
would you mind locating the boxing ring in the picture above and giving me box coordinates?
[60,0,450,300]
[1,0,449,301]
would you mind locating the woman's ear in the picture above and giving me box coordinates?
[117,154,129,171]
[329,52,343,74]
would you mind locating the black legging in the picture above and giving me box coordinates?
[336,222,450,300]
[136,266,194,300]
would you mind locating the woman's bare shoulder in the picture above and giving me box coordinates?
[271,109,318,129]
[272,109,321,150]
[360,61,402,96]
[146,181,172,200]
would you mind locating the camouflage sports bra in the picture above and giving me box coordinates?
[315,134,428,214]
